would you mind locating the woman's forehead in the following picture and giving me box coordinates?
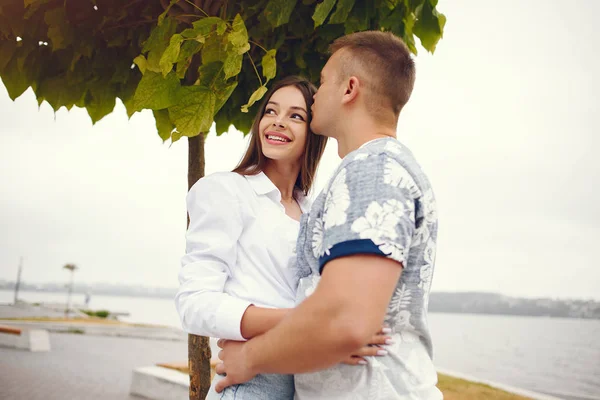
[269,86,307,110]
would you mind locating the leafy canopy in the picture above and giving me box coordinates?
[0,0,445,142]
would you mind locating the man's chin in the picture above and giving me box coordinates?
[310,122,327,137]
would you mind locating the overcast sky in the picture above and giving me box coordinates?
[1,0,598,300]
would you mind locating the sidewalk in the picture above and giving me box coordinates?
[0,331,188,400]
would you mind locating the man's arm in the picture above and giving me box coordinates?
[215,254,402,389]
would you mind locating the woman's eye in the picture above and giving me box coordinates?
[291,113,305,121]
[264,108,276,115]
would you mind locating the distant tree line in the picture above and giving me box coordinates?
[428,292,600,319]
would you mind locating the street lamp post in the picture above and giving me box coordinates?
[63,264,78,318]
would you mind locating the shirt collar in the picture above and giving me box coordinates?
[359,136,392,149]
[245,171,310,213]
[245,171,279,197]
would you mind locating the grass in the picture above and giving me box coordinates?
[437,374,532,400]
[158,364,532,399]
[65,327,85,334]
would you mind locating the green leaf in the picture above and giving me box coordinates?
[192,16,227,37]
[171,130,184,143]
[293,42,307,69]
[159,33,183,77]
[413,1,445,52]
[0,40,17,73]
[237,42,251,55]
[181,17,225,44]
[175,40,203,79]
[118,76,140,118]
[85,82,116,124]
[143,17,177,72]
[312,0,337,27]
[202,33,227,64]
[178,40,203,62]
[228,14,249,50]
[158,0,178,26]
[214,110,231,136]
[343,0,372,33]
[329,0,355,24]
[133,71,179,111]
[133,55,147,75]
[223,52,242,79]
[37,74,85,111]
[261,49,276,80]
[198,62,224,88]
[214,81,238,115]
[168,86,216,137]
[153,109,174,142]
[386,0,400,9]
[241,85,267,113]
[264,0,298,28]
[1,55,30,100]
[44,8,73,51]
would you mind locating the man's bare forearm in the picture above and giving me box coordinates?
[241,256,402,375]
[240,306,290,339]
[243,292,366,375]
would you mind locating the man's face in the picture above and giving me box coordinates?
[310,51,343,136]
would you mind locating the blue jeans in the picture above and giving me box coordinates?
[205,373,294,400]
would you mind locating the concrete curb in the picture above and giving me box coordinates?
[130,365,189,400]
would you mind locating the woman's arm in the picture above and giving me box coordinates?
[240,306,290,339]
[176,174,253,341]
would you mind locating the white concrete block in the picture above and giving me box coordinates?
[0,328,50,352]
[130,366,189,400]
[27,329,51,352]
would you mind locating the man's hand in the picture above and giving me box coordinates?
[214,339,257,393]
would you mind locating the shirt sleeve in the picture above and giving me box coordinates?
[175,173,252,341]
[316,154,418,272]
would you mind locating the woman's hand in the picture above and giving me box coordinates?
[342,327,393,366]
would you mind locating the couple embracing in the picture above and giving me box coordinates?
[176,30,440,400]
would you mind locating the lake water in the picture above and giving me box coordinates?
[2,289,599,400]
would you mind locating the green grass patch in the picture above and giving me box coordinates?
[437,374,532,400]
[80,309,110,318]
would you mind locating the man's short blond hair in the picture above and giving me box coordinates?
[330,31,416,117]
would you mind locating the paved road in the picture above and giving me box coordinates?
[0,332,188,400]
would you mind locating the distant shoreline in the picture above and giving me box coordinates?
[1,286,598,321]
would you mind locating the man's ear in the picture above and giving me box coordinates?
[341,76,360,105]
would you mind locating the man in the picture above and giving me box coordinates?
[216,30,441,399]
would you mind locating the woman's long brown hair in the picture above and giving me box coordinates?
[232,76,328,196]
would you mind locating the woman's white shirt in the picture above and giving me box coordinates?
[175,171,310,341]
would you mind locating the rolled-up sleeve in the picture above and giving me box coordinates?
[175,174,252,340]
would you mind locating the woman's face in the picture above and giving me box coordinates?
[258,85,309,165]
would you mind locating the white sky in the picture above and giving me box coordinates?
[1,0,598,300]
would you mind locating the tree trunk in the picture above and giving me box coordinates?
[187,133,212,400]
[183,2,226,396]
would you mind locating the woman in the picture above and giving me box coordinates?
[175,76,389,399]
